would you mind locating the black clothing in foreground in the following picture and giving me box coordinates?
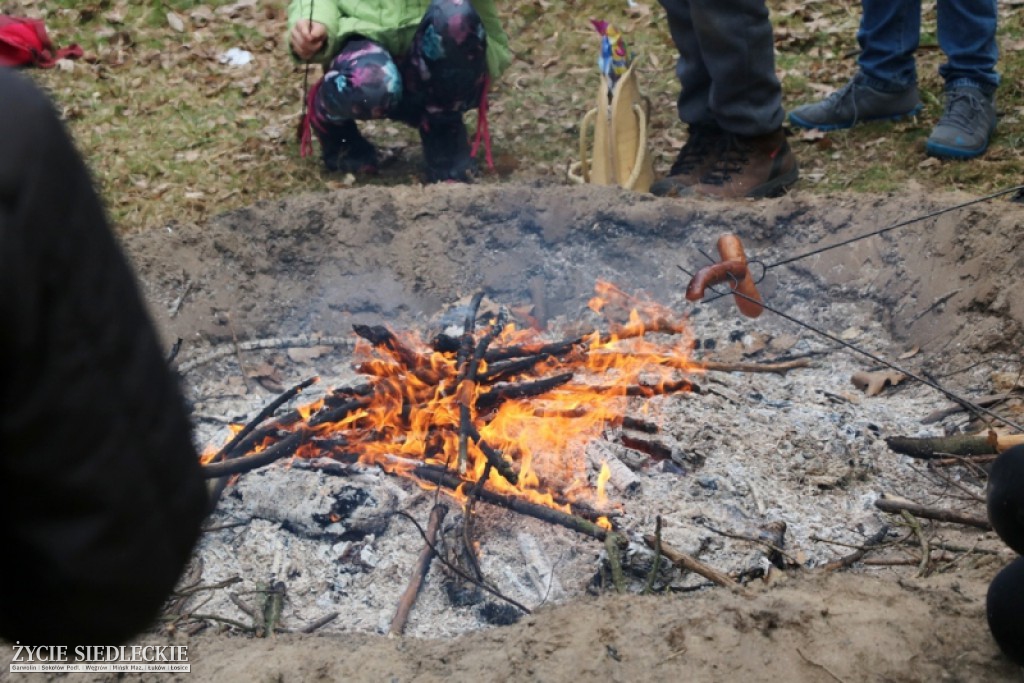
[0,68,207,644]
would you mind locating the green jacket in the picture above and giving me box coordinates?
[287,0,511,79]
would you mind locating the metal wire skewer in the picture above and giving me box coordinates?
[678,184,1024,431]
[700,275,1024,434]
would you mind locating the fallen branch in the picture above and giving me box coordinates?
[642,534,749,596]
[873,496,991,530]
[389,504,448,636]
[692,358,811,375]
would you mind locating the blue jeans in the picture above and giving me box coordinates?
[857,0,999,94]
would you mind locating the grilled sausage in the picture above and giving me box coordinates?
[715,233,764,318]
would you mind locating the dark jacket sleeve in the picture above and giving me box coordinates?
[0,68,208,645]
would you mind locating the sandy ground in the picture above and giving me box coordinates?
[4,183,1024,682]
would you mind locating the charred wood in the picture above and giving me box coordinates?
[412,467,611,541]
[476,372,574,409]
[202,430,308,479]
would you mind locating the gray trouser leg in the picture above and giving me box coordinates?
[658,0,784,136]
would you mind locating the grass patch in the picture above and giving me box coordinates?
[13,0,1022,232]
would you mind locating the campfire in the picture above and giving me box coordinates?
[164,191,1013,643]
[200,281,808,539]
[184,277,831,635]
[203,284,683,530]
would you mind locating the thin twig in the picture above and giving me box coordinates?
[396,510,531,614]
[699,521,800,565]
[819,525,890,572]
[300,612,339,633]
[643,516,663,595]
[796,648,846,682]
[643,535,749,596]
[899,510,931,577]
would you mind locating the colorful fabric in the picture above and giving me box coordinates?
[287,0,510,79]
[305,0,488,145]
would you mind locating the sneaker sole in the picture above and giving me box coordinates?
[925,139,989,160]
[788,104,923,131]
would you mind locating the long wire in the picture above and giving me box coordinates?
[758,184,1024,274]
[713,279,1024,433]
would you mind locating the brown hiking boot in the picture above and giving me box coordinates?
[692,129,798,199]
[650,124,725,197]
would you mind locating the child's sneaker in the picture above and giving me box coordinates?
[925,85,997,159]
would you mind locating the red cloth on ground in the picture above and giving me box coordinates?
[0,15,82,68]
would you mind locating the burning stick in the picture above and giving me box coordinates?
[588,441,640,495]
[476,372,574,409]
[389,504,448,636]
[413,467,612,541]
[202,430,309,479]
[206,377,322,510]
[212,377,319,463]
[458,306,506,475]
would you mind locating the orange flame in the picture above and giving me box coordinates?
[221,282,697,521]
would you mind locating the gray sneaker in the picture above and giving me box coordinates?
[925,86,997,159]
[789,76,922,131]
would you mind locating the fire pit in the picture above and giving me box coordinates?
[121,184,1024,680]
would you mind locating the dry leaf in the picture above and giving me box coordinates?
[991,371,1024,393]
[287,346,332,363]
[247,362,284,393]
[626,2,652,17]
[798,128,827,142]
[851,370,906,396]
[167,11,186,33]
[741,332,770,356]
[768,333,799,353]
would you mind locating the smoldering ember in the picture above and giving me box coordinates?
[116,185,1024,680]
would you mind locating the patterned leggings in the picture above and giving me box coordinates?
[310,0,488,135]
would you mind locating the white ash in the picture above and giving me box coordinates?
[179,288,995,638]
